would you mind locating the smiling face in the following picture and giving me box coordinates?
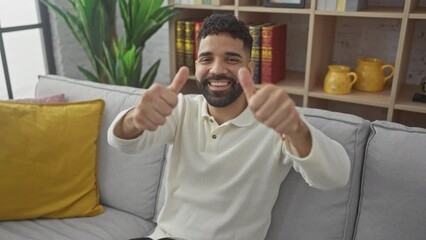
[195,33,254,108]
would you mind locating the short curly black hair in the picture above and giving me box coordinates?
[197,13,253,57]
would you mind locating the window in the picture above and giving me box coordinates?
[0,0,55,100]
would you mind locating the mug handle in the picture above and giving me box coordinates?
[382,64,395,82]
[348,72,358,87]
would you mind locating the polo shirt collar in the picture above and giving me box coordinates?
[201,98,256,127]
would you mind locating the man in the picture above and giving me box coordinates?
[108,13,350,240]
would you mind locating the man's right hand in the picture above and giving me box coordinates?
[114,67,189,139]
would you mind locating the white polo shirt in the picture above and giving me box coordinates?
[108,94,350,240]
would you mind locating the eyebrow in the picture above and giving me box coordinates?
[198,51,243,58]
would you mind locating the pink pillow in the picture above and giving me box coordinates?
[12,93,65,103]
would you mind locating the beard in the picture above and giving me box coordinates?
[196,74,244,107]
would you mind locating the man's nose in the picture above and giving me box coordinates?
[209,60,226,75]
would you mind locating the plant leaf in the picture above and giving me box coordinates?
[77,66,99,82]
[140,59,160,89]
[96,57,116,85]
[119,0,130,39]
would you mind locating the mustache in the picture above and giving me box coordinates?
[201,74,236,84]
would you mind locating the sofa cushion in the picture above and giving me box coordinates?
[0,100,104,220]
[353,121,426,240]
[266,108,371,240]
[35,75,167,220]
[0,206,155,240]
[11,93,65,103]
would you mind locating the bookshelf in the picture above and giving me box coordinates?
[168,0,426,128]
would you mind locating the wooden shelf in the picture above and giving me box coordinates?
[409,8,426,19]
[315,7,404,19]
[174,4,235,11]
[395,84,426,113]
[238,6,310,15]
[309,85,391,108]
[168,0,426,127]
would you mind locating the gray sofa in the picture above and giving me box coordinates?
[1,74,425,240]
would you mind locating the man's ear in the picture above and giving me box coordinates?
[247,61,255,78]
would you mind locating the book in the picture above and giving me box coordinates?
[211,0,233,5]
[325,0,337,10]
[337,0,346,11]
[261,24,286,84]
[194,20,203,62]
[175,20,186,71]
[184,21,195,74]
[317,0,327,10]
[345,0,368,11]
[249,23,269,84]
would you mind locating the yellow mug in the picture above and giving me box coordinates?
[354,57,395,92]
[324,65,358,95]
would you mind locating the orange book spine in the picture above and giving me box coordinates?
[194,20,203,62]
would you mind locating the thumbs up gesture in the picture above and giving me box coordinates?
[132,66,189,131]
[116,67,189,138]
[238,68,311,151]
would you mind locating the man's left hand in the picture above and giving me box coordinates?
[238,67,312,157]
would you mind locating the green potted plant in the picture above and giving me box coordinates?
[40,0,178,88]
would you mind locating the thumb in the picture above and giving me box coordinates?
[168,66,189,94]
[238,67,256,100]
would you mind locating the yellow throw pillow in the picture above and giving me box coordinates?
[0,99,105,220]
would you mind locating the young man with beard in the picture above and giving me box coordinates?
[108,13,350,240]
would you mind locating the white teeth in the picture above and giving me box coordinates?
[209,81,230,87]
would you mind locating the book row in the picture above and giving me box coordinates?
[317,0,367,11]
[176,20,287,85]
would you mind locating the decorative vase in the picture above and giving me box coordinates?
[354,58,395,92]
[324,65,358,95]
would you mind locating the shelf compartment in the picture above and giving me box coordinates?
[270,70,305,95]
[290,94,303,107]
[309,85,391,108]
[404,20,426,85]
[307,97,388,121]
[308,15,401,105]
[409,6,426,19]
[394,84,426,113]
[392,110,426,128]
[409,5,426,19]
[238,12,309,92]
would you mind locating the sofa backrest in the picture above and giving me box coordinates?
[353,121,426,240]
[266,108,371,240]
[36,75,168,221]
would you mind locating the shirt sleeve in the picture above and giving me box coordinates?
[283,119,351,190]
